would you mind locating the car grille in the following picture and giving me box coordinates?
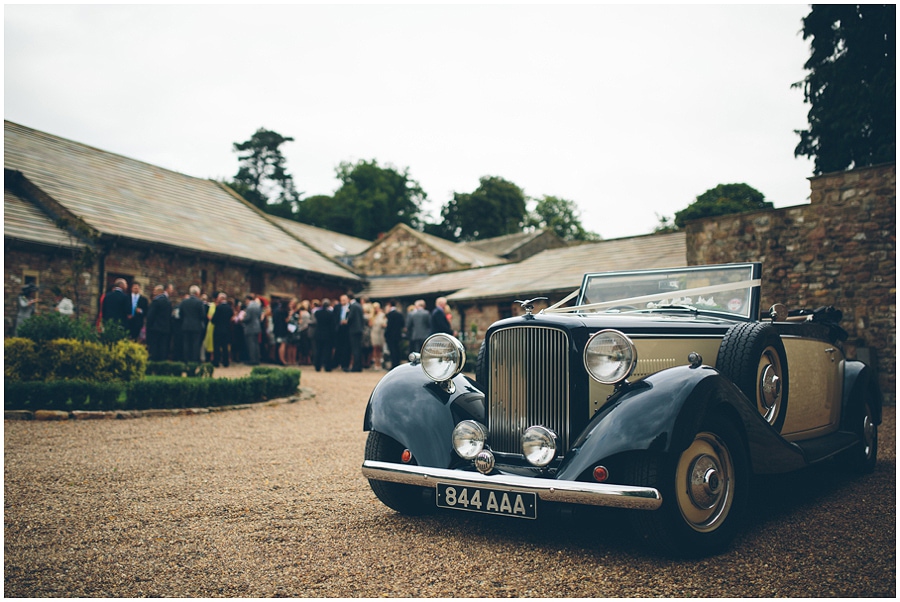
[487,326,570,456]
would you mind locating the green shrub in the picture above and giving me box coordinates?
[40,339,111,381]
[146,361,186,377]
[97,319,130,346]
[16,313,98,344]
[4,338,40,382]
[6,366,300,412]
[107,340,148,382]
[146,361,215,378]
[3,379,124,412]
[252,367,301,398]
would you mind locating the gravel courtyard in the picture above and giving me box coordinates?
[4,367,896,597]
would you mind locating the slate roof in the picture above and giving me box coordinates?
[271,216,370,259]
[4,187,85,249]
[460,229,556,258]
[448,232,687,302]
[361,265,509,300]
[360,231,687,303]
[4,121,359,282]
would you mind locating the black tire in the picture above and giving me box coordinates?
[626,415,749,557]
[839,399,878,474]
[364,431,433,515]
[716,322,789,432]
[475,340,487,386]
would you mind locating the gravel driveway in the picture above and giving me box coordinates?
[4,367,895,597]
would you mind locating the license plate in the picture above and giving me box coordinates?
[436,483,537,519]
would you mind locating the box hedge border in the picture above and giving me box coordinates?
[4,367,301,413]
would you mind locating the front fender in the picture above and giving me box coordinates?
[842,360,883,428]
[363,363,484,468]
[557,365,722,481]
[556,364,807,481]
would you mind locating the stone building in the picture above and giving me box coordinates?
[4,120,361,332]
[351,223,507,276]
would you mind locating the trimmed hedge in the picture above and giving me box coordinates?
[5,380,124,412]
[5,337,148,383]
[3,367,301,412]
[146,361,215,378]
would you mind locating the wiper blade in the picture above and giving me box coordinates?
[653,304,699,313]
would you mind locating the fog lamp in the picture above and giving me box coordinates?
[452,420,487,460]
[522,425,557,467]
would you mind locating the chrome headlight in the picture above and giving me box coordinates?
[421,334,466,382]
[584,329,637,385]
[452,420,487,460]
[522,425,557,467]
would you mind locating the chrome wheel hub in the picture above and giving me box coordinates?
[862,410,876,458]
[676,432,735,533]
[758,349,783,425]
[688,456,722,509]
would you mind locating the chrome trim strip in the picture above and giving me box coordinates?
[362,460,662,511]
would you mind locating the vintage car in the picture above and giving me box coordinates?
[361,263,881,556]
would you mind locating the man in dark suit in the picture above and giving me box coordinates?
[384,300,405,370]
[179,285,207,363]
[313,299,336,372]
[127,282,149,341]
[101,278,130,331]
[334,294,351,370]
[146,284,173,361]
[431,296,453,336]
[347,295,365,372]
[211,292,234,367]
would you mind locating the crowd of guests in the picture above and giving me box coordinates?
[84,279,457,373]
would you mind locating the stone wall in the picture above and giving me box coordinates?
[4,244,100,334]
[686,163,895,404]
[353,227,466,276]
[5,242,351,334]
[103,246,350,307]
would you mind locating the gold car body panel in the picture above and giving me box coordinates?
[779,336,843,440]
[588,334,844,441]
[589,337,724,416]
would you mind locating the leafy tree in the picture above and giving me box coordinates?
[793,4,896,174]
[674,183,773,228]
[653,213,679,234]
[296,160,426,240]
[432,176,528,242]
[527,195,601,242]
[229,128,300,211]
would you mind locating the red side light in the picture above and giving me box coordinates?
[593,466,609,482]
[401,449,413,463]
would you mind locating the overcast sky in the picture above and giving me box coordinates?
[5,3,816,240]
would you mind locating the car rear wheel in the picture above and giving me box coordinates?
[839,400,878,474]
[716,322,789,432]
[364,431,433,515]
[626,415,749,557]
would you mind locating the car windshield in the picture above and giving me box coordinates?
[553,264,761,320]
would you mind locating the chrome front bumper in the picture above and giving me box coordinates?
[362,460,662,511]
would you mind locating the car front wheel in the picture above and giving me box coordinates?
[626,415,749,557]
[364,431,433,515]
